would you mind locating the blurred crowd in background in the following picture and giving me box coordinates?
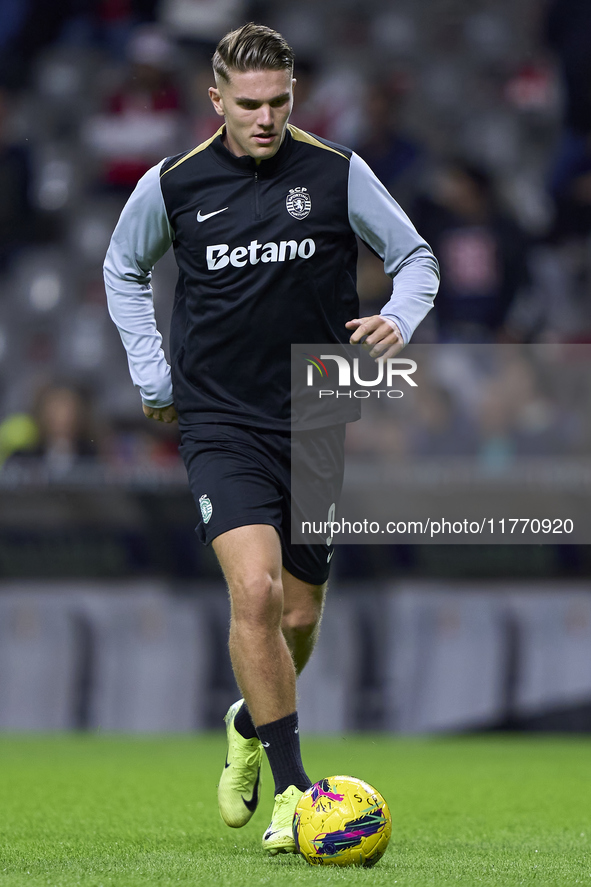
[345,345,591,468]
[1,0,591,472]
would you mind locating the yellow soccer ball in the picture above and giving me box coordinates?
[293,775,392,867]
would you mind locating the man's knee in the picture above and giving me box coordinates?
[282,596,323,637]
[229,571,283,628]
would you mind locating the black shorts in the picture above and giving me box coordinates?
[179,423,345,585]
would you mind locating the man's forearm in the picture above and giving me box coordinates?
[103,161,175,407]
[379,250,440,344]
[104,280,174,407]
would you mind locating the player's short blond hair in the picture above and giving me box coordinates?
[212,22,294,84]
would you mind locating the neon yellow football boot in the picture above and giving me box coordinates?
[261,784,303,854]
[218,700,263,828]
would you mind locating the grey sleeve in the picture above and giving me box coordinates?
[347,152,440,344]
[103,160,175,407]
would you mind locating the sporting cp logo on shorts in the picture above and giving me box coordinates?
[286,187,311,220]
[199,494,213,524]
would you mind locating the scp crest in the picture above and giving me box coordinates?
[286,187,311,220]
[199,494,213,523]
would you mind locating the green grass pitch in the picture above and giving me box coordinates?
[1,734,590,886]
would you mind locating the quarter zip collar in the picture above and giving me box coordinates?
[210,125,294,177]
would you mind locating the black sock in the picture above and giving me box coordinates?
[233,701,258,740]
[256,711,312,795]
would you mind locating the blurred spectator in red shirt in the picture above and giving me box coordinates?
[83,24,184,192]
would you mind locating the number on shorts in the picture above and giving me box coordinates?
[326,502,336,546]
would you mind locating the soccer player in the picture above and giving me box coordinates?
[104,23,439,854]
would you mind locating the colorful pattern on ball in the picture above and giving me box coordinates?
[293,775,392,867]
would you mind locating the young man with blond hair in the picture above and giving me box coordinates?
[104,22,439,854]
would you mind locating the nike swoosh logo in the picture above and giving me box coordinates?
[196,207,228,222]
[261,740,270,747]
[224,755,230,769]
[326,550,334,563]
[242,771,260,813]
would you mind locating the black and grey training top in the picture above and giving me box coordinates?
[104,124,439,430]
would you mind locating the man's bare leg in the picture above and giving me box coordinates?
[214,523,328,852]
[213,523,296,725]
[281,567,326,675]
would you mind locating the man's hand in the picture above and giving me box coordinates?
[142,403,178,423]
[346,315,404,359]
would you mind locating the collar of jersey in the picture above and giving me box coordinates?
[210,125,294,176]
